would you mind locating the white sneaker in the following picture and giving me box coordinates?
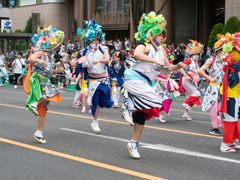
[34,134,46,144]
[122,109,134,126]
[165,111,170,116]
[28,101,39,116]
[91,120,101,132]
[220,143,236,152]
[182,114,192,120]
[227,143,240,149]
[81,109,86,114]
[182,103,191,110]
[159,115,166,123]
[88,109,91,114]
[14,85,17,88]
[127,140,140,158]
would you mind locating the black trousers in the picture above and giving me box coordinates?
[9,74,21,85]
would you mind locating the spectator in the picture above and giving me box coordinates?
[170,70,181,79]
[10,52,25,88]
[61,49,68,62]
[201,49,211,66]
[53,50,62,63]
[124,37,129,49]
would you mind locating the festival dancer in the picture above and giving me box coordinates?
[0,69,8,85]
[122,12,184,158]
[0,50,8,76]
[109,52,125,108]
[179,40,203,120]
[24,24,65,143]
[199,35,226,136]
[72,20,113,132]
[219,32,240,152]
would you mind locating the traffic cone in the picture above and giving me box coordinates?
[68,78,76,91]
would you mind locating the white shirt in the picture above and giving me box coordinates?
[13,58,25,74]
[0,55,5,66]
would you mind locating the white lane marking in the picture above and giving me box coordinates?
[173,118,211,124]
[60,128,240,164]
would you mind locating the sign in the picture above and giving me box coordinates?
[10,0,15,7]
[1,20,12,32]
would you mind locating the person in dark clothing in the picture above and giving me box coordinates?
[109,52,125,108]
[54,50,62,63]
[173,50,183,65]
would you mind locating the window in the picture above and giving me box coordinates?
[7,39,28,58]
[1,0,10,7]
[95,0,129,14]
[13,0,66,7]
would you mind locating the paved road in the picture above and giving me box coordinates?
[0,85,239,180]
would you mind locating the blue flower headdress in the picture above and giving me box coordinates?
[31,23,65,51]
[77,20,105,46]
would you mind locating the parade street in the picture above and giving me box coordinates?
[0,85,239,180]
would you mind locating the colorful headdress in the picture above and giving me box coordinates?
[185,40,204,57]
[221,32,240,62]
[31,23,64,51]
[77,20,105,46]
[134,11,167,43]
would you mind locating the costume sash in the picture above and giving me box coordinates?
[219,61,238,113]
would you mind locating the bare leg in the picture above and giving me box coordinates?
[37,99,45,104]
[131,123,144,142]
[94,105,100,120]
[37,115,45,131]
[82,91,89,107]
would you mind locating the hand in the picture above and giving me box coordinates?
[74,81,78,87]
[71,60,77,67]
[58,66,64,73]
[177,62,185,69]
[210,77,217,83]
[38,59,47,65]
[93,59,101,65]
[186,76,192,81]
[157,78,163,83]
[155,60,164,66]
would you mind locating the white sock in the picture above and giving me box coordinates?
[184,112,188,116]
[31,101,38,107]
[131,139,136,142]
[34,130,43,138]
[82,106,86,111]
[93,120,98,126]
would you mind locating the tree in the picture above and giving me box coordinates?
[207,23,224,48]
[14,29,22,33]
[221,16,239,35]
[0,29,7,33]
[23,17,32,33]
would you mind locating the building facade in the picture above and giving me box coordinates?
[4,0,239,48]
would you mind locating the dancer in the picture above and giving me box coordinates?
[199,35,226,136]
[0,50,8,75]
[122,12,184,158]
[73,20,113,132]
[219,32,240,152]
[179,40,203,120]
[109,52,125,108]
[155,72,182,122]
[0,69,8,85]
[24,24,65,143]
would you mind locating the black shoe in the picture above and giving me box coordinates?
[209,129,222,136]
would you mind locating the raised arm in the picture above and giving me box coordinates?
[27,51,46,65]
[198,59,217,83]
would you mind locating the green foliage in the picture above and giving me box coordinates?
[23,17,32,33]
[0,29,7,32]
[222,16,239,35]
[208,23,224,48]
[14,29,22,33]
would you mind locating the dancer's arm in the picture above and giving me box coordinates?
[180,68,191,81]
[27,51,46,65]
[74,73,82,87]
[93,48,110,65]
[198,59,217,83]
[134,44,164,66]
